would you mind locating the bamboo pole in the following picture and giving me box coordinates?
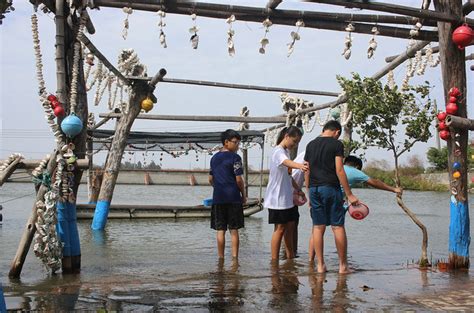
[0,159,89,169]
[385,46,440,63]
[9,152,58,278]
[128,76,340,97]
[99,112,288,123]
[463,0,474,15]
[445,115,474,130]
[55,0,67,108]
[93,0,439,40]
[0,157,23,187]
[434,0,470,269]
[305,0,474,26]
[78,33,130,85]
[267,0,282,10]
[93,0,436,26]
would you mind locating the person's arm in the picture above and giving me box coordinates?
[336,156,359,205]
[236,175,247,204]
[291,177,300,191]
[208,175,214,186]
[282,159,308,171]
[367,178,402,195]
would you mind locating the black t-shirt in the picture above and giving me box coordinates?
[304,136,344,187]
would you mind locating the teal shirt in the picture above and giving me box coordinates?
[344,165,370,187]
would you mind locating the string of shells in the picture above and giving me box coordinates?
[33,192,63,273]
[367,26,379,59]
[287,19,304,57]
[342,23,354,60]
[226,15,236,57]
[122,6,133,40]
[259,18,272,54]
[189,13,199,49]
[157,10,167,48]
[0,153,24,172]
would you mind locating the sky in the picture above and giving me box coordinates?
[0,0,473,170]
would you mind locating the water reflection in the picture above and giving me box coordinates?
[6,275,81,311]
[308,263,353,312]
[269,260,301,310]
[208,258,244,311]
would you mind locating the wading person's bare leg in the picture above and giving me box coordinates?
[312,225,326,273]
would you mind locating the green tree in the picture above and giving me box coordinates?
[338,73,436,265]
[427,147,449,171]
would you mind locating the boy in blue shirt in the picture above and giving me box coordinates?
[343,155,402,194]
[209,129,246,259]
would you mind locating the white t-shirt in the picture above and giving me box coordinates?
[291,151,305,190]
[264,146,294,210]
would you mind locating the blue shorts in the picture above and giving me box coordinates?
[310,186,345,226]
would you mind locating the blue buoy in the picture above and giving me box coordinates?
[453,162,461,170]
[61,114,83,138]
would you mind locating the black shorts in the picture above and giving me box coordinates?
[211,203,244,231]
[268,206,299,224]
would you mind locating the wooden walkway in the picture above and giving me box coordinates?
[76,199,263,219]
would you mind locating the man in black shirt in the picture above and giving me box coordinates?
[304,120,359,274]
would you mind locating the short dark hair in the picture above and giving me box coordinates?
[221,129,241,145]
[276,126,303,145]
[322,120,342,132]
[344,155,363,170]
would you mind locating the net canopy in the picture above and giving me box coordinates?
[88,129,265,154]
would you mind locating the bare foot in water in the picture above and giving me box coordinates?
[339,267,353,274]
[317,263,327,273]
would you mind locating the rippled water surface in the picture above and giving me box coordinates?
[1,183,473,311]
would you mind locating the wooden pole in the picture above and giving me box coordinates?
[385,46,440,63]
[0,156,23,186]
[9,152,57,278]
[386,47,473,63]
[129,76,340,97]
[99,112,287,123]
[93,0,439,41]
[267,0,282,10]
[305,0,474,25]
[55,0,67,110]
[445,115,474,130]
[91,78,158,230]
[434,0,469,269]
[78,33,130,85]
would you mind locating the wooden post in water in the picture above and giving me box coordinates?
[9,152,58,278]
[91,70,166,230]
[434,0,470,269]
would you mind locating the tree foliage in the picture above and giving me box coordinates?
[337,73,436,160]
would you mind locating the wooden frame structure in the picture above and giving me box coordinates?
[7,0,472,278]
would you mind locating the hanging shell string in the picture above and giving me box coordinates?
[238,106,249,131]
[189,13,199,49]
[426,44,440,67]
[367,26,379,59]
[226,15,236,56]
[387,70,396,89]
[402,39,416,90]
[157,10,167,48]
[259,18,272,54]
[31,14,65,146]
[122,6,133,40]
[33,192,63,273]
[287,19,304,57]
[342,22,354,60]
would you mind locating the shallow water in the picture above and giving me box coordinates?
[1,183,473,311]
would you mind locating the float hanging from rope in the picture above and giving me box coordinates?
[61,113,83,138]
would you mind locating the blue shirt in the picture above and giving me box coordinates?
[344,165,370,187]
[209,151,243,204]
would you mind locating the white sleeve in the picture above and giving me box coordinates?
[273,147,289,168]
